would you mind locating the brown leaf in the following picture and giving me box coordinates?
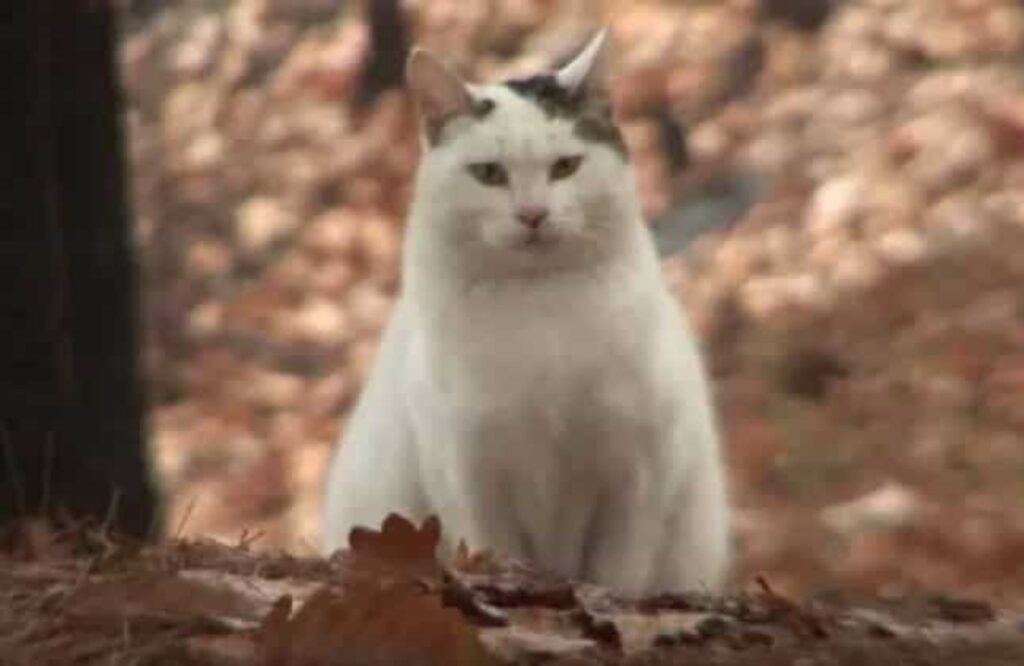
[257,595,295,664]
[346,513,442,582]
[755,576,830,639]
[257,584,493,666]
[441,572,509,628]
[571,607,622,651]
[927,594,996,623]
[462,565,578,611]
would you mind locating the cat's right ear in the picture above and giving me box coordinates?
[555,29,612,102]
[406,49,474,139]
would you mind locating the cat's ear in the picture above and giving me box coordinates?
[406,49,475,136]
[555,28,612,101]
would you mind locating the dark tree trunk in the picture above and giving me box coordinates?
[356,0,409,108]
[0,1,161,538]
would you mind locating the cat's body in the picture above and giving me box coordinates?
[322,33,730,595]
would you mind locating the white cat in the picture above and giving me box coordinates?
[322,31,730,595]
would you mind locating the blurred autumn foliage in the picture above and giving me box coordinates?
[124,0,1024,604]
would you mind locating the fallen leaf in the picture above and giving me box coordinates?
[257,584,494,666]
[345,513,442,583]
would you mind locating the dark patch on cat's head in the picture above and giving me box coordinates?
[505,75,581,116]
[503,75,627,157]
[425,96,497,146]
[574,115,626,154]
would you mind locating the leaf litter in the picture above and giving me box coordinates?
[3,514,1023,665]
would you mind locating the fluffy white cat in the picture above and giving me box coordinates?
[322,31,730,595]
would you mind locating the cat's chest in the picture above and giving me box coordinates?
[413,282,660,420]
[406,293,670,496]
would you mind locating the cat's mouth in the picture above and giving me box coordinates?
[516,229,558,251]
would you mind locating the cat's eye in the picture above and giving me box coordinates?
[550,155,584,181]
[467,161,509,187]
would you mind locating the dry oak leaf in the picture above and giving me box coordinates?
[344,512,442,583]
[257,585,495,666]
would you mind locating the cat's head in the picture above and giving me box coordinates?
[406,31,641,276]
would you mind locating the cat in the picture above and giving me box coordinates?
[321,30,730,595]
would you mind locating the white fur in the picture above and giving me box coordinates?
[322,39,730,595]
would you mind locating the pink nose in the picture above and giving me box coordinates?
[516,207,549,230]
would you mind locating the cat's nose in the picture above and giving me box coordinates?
[515,206,549,230]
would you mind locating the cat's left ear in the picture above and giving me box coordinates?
[555,28,612,102]
[406,48,475,139]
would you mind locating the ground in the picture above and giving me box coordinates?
[3,516,1023,665]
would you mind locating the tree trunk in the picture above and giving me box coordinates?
[0,0,160,538]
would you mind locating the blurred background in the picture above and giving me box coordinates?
[116,0,1024,602]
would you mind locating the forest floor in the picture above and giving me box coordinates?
[123,0,1024,610]
[2,515,1023,665]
